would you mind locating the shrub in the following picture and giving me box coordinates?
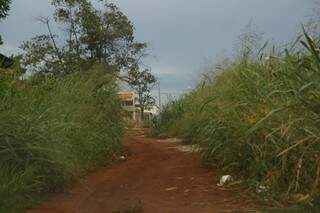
[0,67,123,212]
[155,31,320,200]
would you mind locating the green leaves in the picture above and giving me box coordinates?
[21,0,147,76]
[0,0,11,19]
[0,69,123,212]
[155,27,320,199]
[0,0,11,46]
[247,107,286,135]
[301,26,320,67]
[128,68,156,117]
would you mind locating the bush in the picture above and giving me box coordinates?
[155,32,320,201]
[0,67,123,212]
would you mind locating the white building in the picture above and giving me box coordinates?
[118,91,159,126]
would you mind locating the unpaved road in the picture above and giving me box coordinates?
[27,129,256,213]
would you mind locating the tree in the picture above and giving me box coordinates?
[21,0,147,76]
[0,0,12,69]
[127,69,156,121]
[0,0,11,45]
[52,0,83,65]
[0,53,13,68]
[0,0,10,18]
[20,34,65,75]
[74,0,147,71]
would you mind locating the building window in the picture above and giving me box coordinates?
[122,101,133,107]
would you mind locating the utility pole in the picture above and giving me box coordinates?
[158,80,161,110]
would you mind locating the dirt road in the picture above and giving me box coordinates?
[27,130,256,213]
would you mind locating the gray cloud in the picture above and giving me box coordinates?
[0,0,315,94]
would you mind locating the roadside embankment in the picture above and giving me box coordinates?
[0,68,123,212]
[154,32,320,208]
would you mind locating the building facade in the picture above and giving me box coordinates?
[118,91,159,126]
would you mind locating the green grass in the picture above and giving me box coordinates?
[154,31,320,205]
[0,67,123,212]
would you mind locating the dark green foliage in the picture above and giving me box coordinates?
[0,0,10,19]
[0,66,123,212]
[155,32,320,203]
[128,69,156,121]
[153,99,186,135]
[0,0,11,45]
[21,0,147,76]
[0,53,13,68]
[20,34,64,74]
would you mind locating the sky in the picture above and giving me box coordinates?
[0,0,316,99]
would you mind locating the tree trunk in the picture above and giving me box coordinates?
[140,107,144,123]
[43,18,63,64]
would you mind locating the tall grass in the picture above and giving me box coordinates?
[0,67,123,212]
[155,31,320,201]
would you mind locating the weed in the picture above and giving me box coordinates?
[154,30,320,204]
[0,67,123,212]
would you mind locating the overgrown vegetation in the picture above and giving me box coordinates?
[0,0,11,46]
[127,68,157,121]
[21,0,147,76]
[0,0,150,211]
[155,29,320,205]
[0,66,123,212]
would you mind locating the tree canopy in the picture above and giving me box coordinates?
[21,0,147,76]
[0,0,11,45]
[21,0,157,113]
[128,68,157,120]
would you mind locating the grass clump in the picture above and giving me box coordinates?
[0,67,123,212]
[155,31,320,203]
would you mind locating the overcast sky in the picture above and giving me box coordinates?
[0,0,315,96]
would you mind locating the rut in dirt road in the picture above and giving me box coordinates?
[27,130,256,213]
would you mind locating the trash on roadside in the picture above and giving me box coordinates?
[165,187,178,191]
[119,155,126,160]
[256,185,268,193]
[217,175,233,186]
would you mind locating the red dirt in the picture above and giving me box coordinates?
[27,130,256,213]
